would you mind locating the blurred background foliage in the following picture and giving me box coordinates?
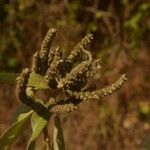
[0,0,149,149]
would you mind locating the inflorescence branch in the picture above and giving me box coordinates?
[16,28,127,119]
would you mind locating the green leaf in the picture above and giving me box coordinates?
[0,72,49,89]
[27,113,49,150]
[0,111,33,149]
[28,72,49,89]
[11,104,31,123]
[53,116,65,150]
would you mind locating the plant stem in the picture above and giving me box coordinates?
[43,125,53,150]
[53,116,65,150]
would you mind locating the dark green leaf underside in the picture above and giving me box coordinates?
[0,111,33,149]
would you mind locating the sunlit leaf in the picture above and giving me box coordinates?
[0,111,33,149]
[28,72,49,89]
[53,116,65,150]
[27,113,49,150]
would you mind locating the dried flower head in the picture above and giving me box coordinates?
[16,28,127,118]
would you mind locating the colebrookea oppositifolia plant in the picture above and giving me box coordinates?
[0,28,127,150]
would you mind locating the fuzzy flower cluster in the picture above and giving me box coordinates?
[16,28,127,119]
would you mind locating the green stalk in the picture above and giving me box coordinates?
[43,125,53,150]
[53,116,65,150]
